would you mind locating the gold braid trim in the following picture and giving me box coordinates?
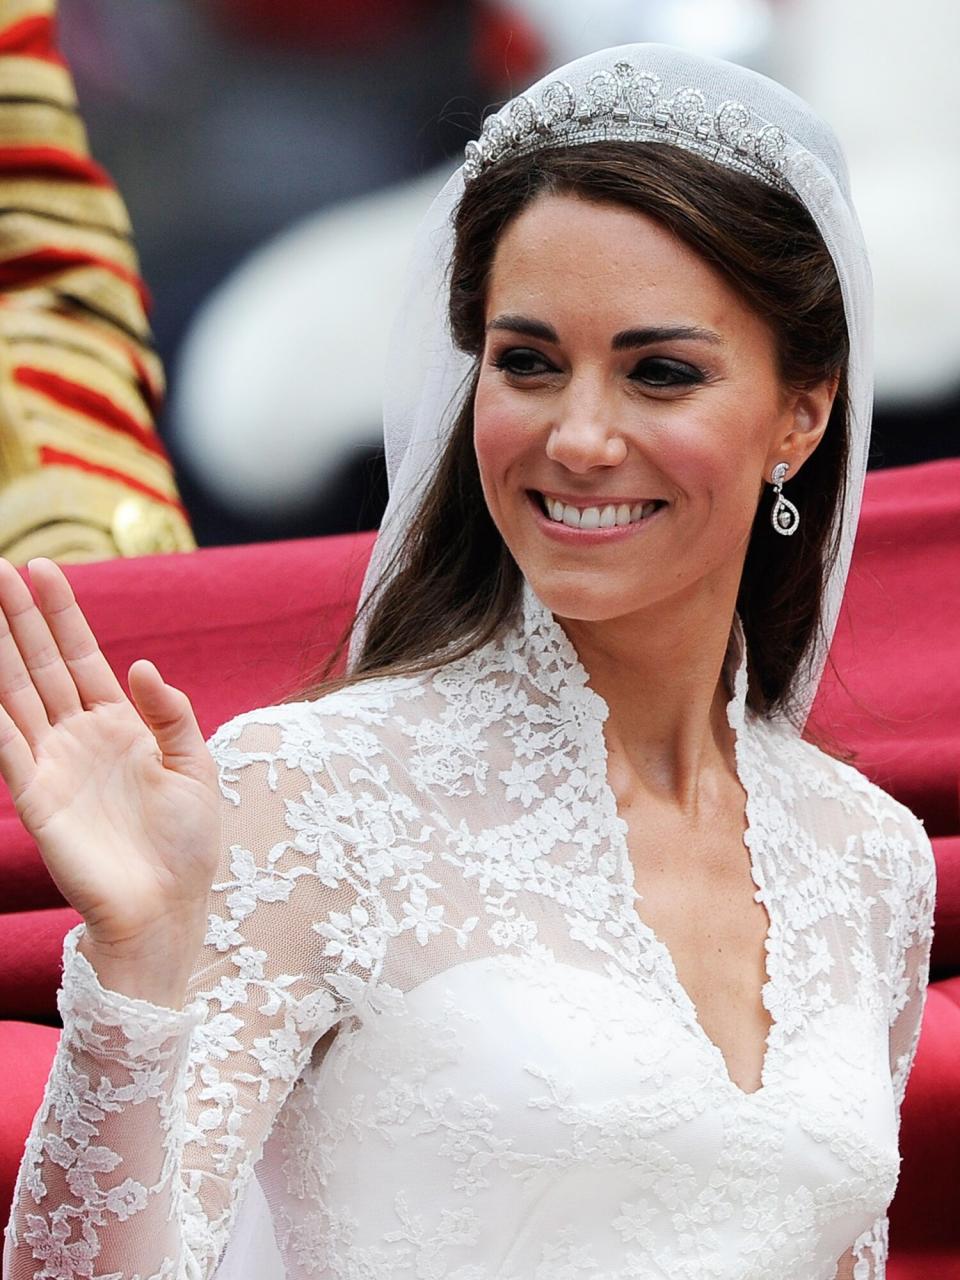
[0,0,196,562]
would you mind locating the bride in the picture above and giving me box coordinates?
[1,43,935,1280]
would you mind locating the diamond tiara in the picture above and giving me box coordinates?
[463,61,793,194]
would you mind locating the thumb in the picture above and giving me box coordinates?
[128,660,209,775]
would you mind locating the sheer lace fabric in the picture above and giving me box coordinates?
[3,582,936,1280]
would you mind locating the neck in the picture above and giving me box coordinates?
[556,581,742,809]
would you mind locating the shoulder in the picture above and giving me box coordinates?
[762,719,937,911]
[209,671,435,743]
[761,717,923,831]
[205,671,438,794]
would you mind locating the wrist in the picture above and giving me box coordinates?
[76,916,206,1011]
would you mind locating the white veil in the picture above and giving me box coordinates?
[347,42,873,731]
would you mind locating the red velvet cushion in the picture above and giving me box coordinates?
[890,977,960,1256]
[0,906,82,1024]
[890,977,960,1269]
[930,837,960,978]
[889,1252,960,1280]
[0,1020,60,1234]
[810,457,960,836]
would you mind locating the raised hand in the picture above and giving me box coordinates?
[0,557,220,1004]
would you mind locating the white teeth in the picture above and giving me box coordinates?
[540,493,661,528]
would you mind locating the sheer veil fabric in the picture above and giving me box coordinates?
[349,42,874,733]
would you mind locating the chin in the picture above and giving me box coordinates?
[523,569,647,623]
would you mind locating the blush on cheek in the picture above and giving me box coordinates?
[472,381,533,488]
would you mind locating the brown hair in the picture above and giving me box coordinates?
[291,141,849,724]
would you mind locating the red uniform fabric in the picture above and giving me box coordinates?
[0,0,195,561]
[207,0,438,50]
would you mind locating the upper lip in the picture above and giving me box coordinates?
[531,489,666,507]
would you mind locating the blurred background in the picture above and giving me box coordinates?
[57,0,960,549]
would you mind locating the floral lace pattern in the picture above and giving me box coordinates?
[3,581,936,1280]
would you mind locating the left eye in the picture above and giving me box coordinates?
[631,358,704,387]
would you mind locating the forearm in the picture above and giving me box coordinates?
[3,927,206,1280]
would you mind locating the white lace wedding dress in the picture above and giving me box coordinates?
[2,581,936,1280]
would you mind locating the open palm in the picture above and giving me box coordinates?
[0,557,219,951]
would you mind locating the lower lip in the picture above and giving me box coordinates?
[527,492,666,544]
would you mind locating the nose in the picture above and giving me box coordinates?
[545,383,628,472]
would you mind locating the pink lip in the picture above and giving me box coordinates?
[526,490,666,543]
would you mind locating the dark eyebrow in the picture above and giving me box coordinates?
[486,315,558,342]
[486,314,724,349]
[611,325,724,350]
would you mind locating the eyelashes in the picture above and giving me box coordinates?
[630,358,706,388]
[490,347,707,388]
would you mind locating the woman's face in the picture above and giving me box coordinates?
[473,192,833,624]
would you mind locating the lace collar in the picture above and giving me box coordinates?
[515,575,752,736]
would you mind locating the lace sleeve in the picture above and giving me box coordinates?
[2,709,384,1280]
[840,813,937,1280]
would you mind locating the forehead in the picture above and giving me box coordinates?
[485,192,756,334]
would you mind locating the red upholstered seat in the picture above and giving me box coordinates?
[0,906,82,1024]
[1,460,958,1272]
[0,1021,60,1227]
[890,978,960,1255]
[809,457,960,840]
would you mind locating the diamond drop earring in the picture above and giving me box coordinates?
[769,462,800,536]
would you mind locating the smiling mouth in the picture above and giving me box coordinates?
[531,490,667,530]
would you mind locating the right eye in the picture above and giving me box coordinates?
[491,348,556,377]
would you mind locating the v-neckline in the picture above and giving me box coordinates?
[518,579,781,1102]
[600,722,779,1102]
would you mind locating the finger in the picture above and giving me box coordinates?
[0,696,37,801]
[0,558,85,725]
[0,559,63,747]
[128,661,211,781]
[26,558,126,710]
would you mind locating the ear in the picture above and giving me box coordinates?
[765,372,840,481]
